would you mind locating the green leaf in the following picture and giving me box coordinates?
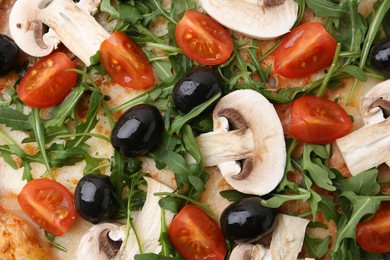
[181,125,202,164]
[334,169,380,196]
[188,175,204,193]
[44,86,84,128]
[100,0,120,19]
[219,190,251,202]
[304,235,331,258]
[119,3,143,24]
[262,192,311,208]
[338,65,367,81]
[158,196,180,214]
[0,108,31,131]
[302,144,336,191]
[383,10,390,36]
[163,151,191,188]
[332,191,382,256]
[135,253,178,260]
[319,195,339,222]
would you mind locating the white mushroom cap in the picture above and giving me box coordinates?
[198,0,299,39]
[192,90,286,196]
[9,0,109,65]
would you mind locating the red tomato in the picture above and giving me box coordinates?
[100,31,154,89]
[175,10,233,65]
[274,22,337,78]
[168,205,227,260]
[356,201,390,253]
[290,96,352,144]
[17,178,77,236]
[17,52,77,108]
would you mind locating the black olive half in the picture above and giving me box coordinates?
[0,34,19,76]
[111,104,164,157]
[220,197,277,243]
[74,174,116,224]
[173,67,221,113]
[370,37,390,78]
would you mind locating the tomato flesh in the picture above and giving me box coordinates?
[100,31,154,89]
[274,22,337,78]
[356,202,390,253]
[17,178,77,236]
[168,205,227,260]
[17,52,77,108]
[175,10,233,65]
[290,96,352,144]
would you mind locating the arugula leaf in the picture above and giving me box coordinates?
[0,108,31,131]
[334,168,380,196]
[304,235,331,258]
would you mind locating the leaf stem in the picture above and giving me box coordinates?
[317,43,341,98]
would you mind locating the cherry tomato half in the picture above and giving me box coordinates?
[168,205,227,260]
[17,178,77,236]
[274,22,337,78]
[100,31,154,89]
[175,10,234,65]
[356,201,390,253]
[17,52,77,108]
[290,96,352,144]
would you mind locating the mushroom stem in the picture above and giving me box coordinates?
[9,0,110,65]
[336,118,390,176]
[188,129,254,166]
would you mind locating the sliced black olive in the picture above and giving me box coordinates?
[220,197,276,243]
[173,67,221,113]
[0,34,19,76]
[74,174,116,224]
[370,37,390,78]
[111,104,164,157]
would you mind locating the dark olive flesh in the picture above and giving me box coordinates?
[0,34,19,76]
[173,67,221,113]
[220,197,277,243]
[111,104,164,157]
[370,37,390,78]
[74,174,116,224]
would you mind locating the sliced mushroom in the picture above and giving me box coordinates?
[336,80,390,175]
[198,0,299,39]
[77,223,125,260]
[9,0,110,65]
[229,214,309,260]
[76,177,174,260]
[187,89,286,196]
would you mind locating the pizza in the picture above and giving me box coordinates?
[0,0,390,259]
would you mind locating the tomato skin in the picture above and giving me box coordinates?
[168,205,227,260]
[274,22,337,78]
[356,202,390,253]
[17,52,77,108]
[17,178,77,236]
[100,31,154,89]
[175,10,233,65]
[290,96,352,144]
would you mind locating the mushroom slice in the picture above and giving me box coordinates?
[198,0,299,39]
[76,177,174,260]
[337,80,390,175]
[361,79,390,125]
[9,0,110,65]
[77,223,124,260]
[230,244,269,260]
[190,89,286,196]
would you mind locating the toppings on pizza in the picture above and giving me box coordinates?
[188,89,286,196]
[9,0,154,89]
[230,214,310,260]
[9,0,105,65]
[337,79,390,175]
[77,177,174,259]
[369,37,390,78]
[198,0,298,39]
[220,197,277,243]
[111,104,164,157]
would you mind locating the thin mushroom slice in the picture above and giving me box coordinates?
[9,0,110,65]
[190,90,286,196]
[337,80,390,175]
[198,0,299,39]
